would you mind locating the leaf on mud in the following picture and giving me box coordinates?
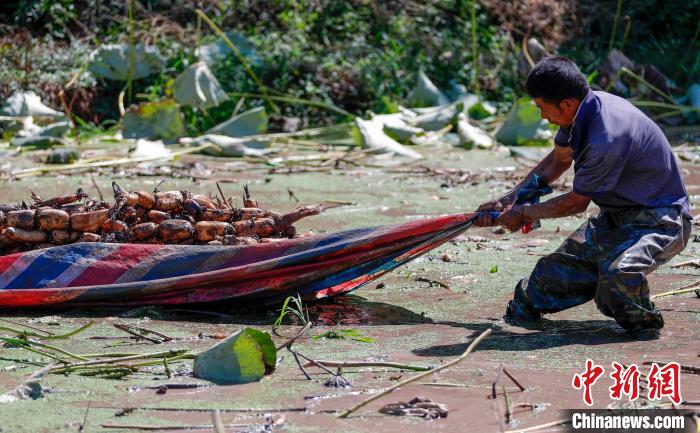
[172,61,229,110]
[88,44,166,81]
[195,32,259,66]
[371,113,423,142]
[180,134,270,157]
[193,327,276,385]
[494,97,553,146]
[355,117,422,159]
[408,100,473,132]
[407,70,450,107]
[122,99,185,142]
[456,113,494,149]
[468,101,497,120]
[129,139,172,159]
[0,91,64,119]
[0,364,53,404]
[312,329,375,343]
[207,106,268,138]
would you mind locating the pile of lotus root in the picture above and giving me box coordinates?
[0,182,323,255]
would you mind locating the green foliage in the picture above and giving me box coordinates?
[560,0,700,85]
[272,294,309,331]
[12,0,76,38]
[192,327,277,384]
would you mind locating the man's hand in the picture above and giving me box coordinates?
[475,199,506,227]
[496,204,532,232]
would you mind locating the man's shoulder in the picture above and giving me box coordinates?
[589,91,663,146]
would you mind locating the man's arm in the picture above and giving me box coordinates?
[497,191,591,232]
[475,145,574,226]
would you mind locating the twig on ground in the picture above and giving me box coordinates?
[216,182,229,209]
[50,349,189,373]
[276,322,312,351]
[289,349,312,380]
[502,367,527,392]
[212,410,225,433]
[503,386,511,424]
[302,360,430,372]
[337,328,493,418]
[642,361,700,375]
[78,401,91,432]
[0,318,54,336]
[415,276,452,291]
[652,280,700,299]
[162,358,172,379]
[98,406,306,413]
[90,173,104,201]
[113,324,173,344]
[503,418,570,433]
[101,423,249,430]
[491,362,503,399]
[287,188,300,203]
[294,351,337,376]
[671,259,700,269]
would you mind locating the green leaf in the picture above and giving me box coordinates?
[243,328,277,369]
[490,265,498,273]
[407,70,450,107]
[193,327,276,385]
[172,61,229,110]
[356,117,422,159]
[122,99,185,143]
[495,97,553,146]
[195,32,259,66]
[88,44,166,81]
[207,107,268,138]
[468,101,497,120]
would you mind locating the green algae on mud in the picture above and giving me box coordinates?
[0,147,698,433]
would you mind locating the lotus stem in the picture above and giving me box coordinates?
[195,9,279,114]
[609,0,624,52]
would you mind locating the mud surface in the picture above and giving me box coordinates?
[0,147,698,432]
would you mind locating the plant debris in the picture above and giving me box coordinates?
[379,397,448,419]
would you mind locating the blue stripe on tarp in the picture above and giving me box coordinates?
[273,226,380,268]
[4,243,99,289]
[297,248,408,295]
[137,249,221,281]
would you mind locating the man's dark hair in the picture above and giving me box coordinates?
[525,56,589,103]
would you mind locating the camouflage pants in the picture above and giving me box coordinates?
[509,206,692,332]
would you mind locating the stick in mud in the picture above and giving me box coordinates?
[211,410,225,433]
[289,348,312,380]
[337,327,493,418]
[502,367,527,392]
[302,360,430,372]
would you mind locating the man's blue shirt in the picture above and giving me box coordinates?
[554,91,691,217]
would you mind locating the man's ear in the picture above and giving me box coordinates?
[559,97,580,114]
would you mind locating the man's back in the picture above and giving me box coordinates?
[567,91,689,214]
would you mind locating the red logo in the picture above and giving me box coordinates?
[647,362,682,404]
[572,359,605,406]
[572,360,683,405]
[609,362,640,401]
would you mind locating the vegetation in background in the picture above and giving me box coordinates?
[0,0,698,133]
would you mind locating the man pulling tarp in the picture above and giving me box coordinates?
[476,57,693,340]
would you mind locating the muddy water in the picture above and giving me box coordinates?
[0,147,698,432]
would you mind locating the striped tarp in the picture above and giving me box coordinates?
[0,213,476,308]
